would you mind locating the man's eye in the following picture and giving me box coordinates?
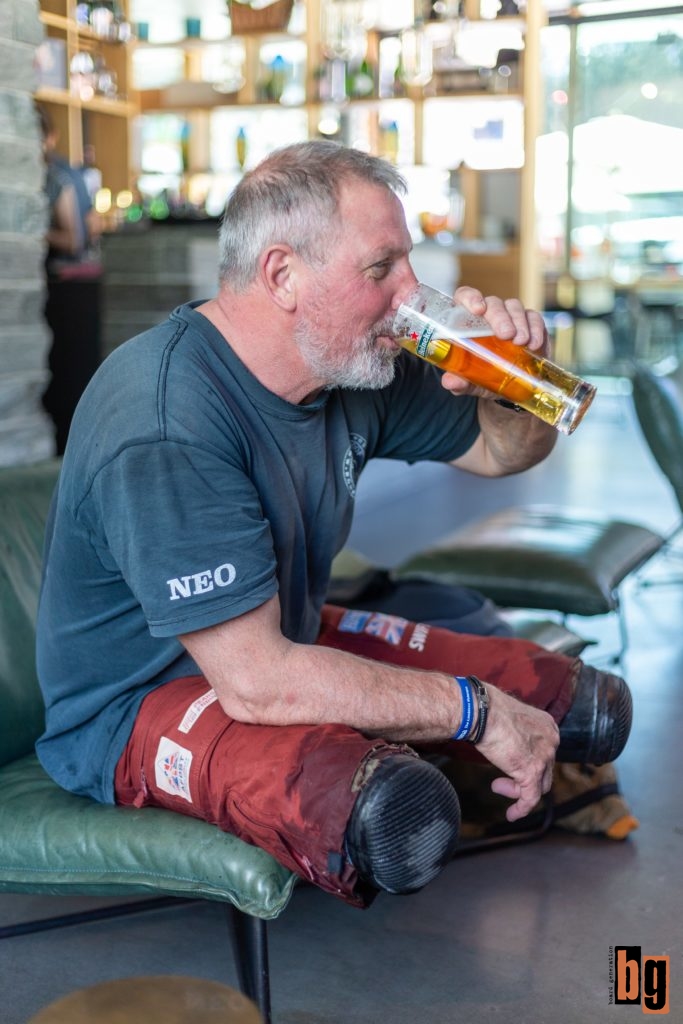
[369,262,391,279]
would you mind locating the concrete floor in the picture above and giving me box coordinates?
[2,384,682,1023]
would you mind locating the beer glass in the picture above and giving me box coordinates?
[393,283,596,435]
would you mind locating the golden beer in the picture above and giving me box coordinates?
[394,283,597,435]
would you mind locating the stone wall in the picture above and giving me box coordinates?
[0,0,53,466]
[100,223,220,358]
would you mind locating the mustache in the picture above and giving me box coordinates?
[369,318,395,342]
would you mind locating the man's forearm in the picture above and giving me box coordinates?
[181,597,462,741]
[180,595,560,821]
[475,397,557,475]
[224,637,462,742]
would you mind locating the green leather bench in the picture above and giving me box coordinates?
[0,461,296,1024]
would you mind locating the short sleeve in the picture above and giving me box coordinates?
[371,355,480,464]
[85,441,279,637]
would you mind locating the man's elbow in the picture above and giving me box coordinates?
[214,676,288,726]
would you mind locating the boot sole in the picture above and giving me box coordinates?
[558,671,633,765]
[345,754,461,895]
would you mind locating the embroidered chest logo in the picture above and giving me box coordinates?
[342,433,367,498]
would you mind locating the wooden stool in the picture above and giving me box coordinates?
[27,976,263,1024]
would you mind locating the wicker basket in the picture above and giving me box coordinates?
[229,0,294,34]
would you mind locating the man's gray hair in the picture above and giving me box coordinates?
[218,141,407,291]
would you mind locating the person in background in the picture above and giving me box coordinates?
[38,104,103,455]
[35,141,632,908]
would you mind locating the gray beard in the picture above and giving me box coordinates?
[294,318,399,391]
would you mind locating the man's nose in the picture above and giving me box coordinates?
[391,265,419,312]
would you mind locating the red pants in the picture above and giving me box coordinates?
[114,605,577,907]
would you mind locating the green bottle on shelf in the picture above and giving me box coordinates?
[350,59,375,98]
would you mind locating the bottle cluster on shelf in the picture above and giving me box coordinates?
[68,50,121,101]
[33,0,542,305]
[128,1,531,232]
[36,0,136,197]
[128,1,525,108]
[313,1,524,105]
[75,1,132,42]
[35,36,125,100]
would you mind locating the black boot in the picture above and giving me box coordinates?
[558,665,633,765]
[344,753,461,895]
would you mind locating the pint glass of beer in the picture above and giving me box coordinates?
[393,283,596,435]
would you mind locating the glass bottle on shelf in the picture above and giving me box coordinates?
[320,0,367,66]
[89,3,114,38]
[258,54,291,102]
[75,3,93,27]
[379,120,399,164]
[270,55,288,101]
[316,57,348,104]
[349,58,375,99]
[70,51,96,101]
[399,20,434,88]
[236,126,247,170]
[319,0,368,105]
[180,121,190,173]
[426,0,463,19]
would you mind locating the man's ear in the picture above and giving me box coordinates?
[260,245,297,311]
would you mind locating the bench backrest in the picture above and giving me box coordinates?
[632,362,683,519]
[0,460,61,767]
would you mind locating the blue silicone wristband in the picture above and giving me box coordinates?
[452,676,474,740]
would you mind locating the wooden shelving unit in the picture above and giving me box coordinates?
[131,0,545,306]
[33,1,544,304]
[36,1,138,194]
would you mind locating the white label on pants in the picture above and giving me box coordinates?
[154,736,193,803]
[178,688,218,734]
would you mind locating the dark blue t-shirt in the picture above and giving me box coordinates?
[35,302,480,802]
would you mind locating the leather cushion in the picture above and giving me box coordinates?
[0,461,61,767]
[631,363,683,516]
[394,505,665,616]
[498,610,590,657]
[0,754,296,918]
[329,548,590,654]
[0,460,295,918]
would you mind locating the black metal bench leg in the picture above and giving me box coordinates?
[226,906,272,1023]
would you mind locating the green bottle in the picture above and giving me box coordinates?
[351,59,374,98]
